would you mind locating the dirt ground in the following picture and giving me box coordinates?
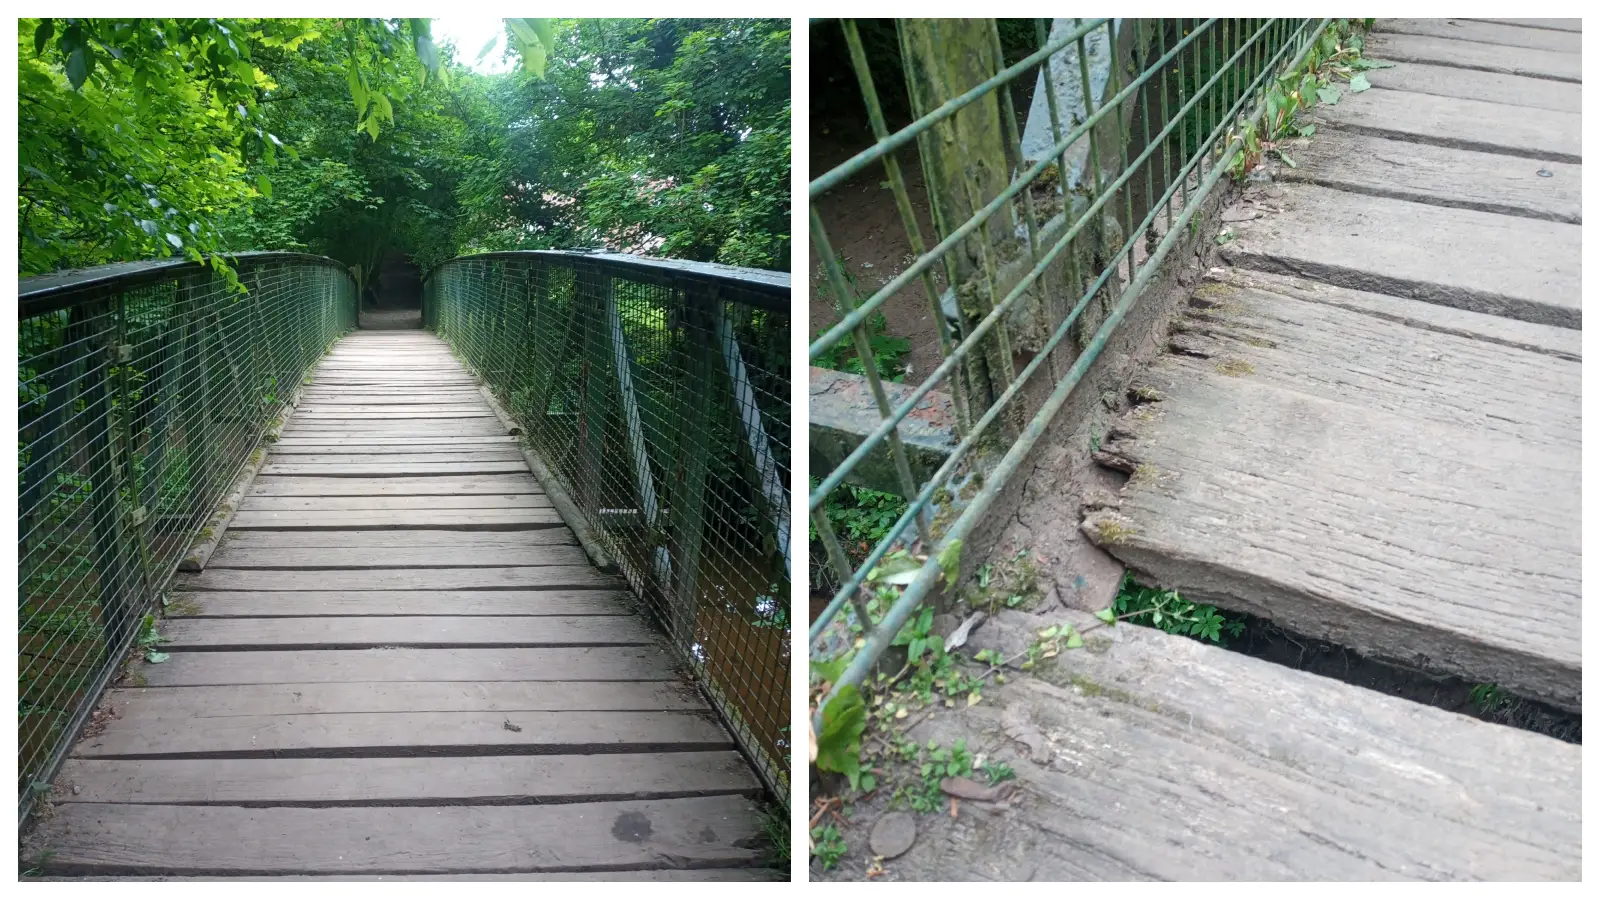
[810,122,949,383]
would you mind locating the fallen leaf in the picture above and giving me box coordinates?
[940,776,1007,802]
[944,610,987,652]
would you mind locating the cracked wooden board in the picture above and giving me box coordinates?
[1082,334,1579,709]
[840,619,1579,880]
[55,752,758,805]
[1365,32,1580,82]
[1221,182,1581,328]
[164,589,631,617]
[22,796,765,875]
[1310,85,1581,162]
[132,647,681,686]
[1373,18,1582,53]
[1357,62,1581,112]
[1283,130,1580,223]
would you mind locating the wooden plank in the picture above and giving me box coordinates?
[166,589,629,617]
[218,528,571,548]
[268,443,525,456]
[22,796,764,874]
[26,869,787,881]
[863,617,1579,880]
[1360,61,1581,112]
[1085,297,1579,709]
[160,615,656,650]
[134,647,680,685]
[1366,32,1580,82]
[1222,182,1581,328]
[90,681,706,718]
[180,566,618,591]
[249,466,541,484]
[1466,17,1580,32]
[290,412,497,420]
[296,405,492,414]
[206,545,584,569]
[73,710,728,757]
[1374,18,1582,52]
[239,494,553,512]
[248,475,542,496]
[1313,85,1580,162]
[261,452,526,466]
[226,508,566,528]
[1208,268,1580,361]
[56,752,758,804]
[1285,130,1580,223]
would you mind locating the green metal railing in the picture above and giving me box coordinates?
[809,18,1329,723]
[424,250,792,802]
[17,254,357,821]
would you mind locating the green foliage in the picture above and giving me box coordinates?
[814,684,868,790]
[20,18,788,278]
[1113,574,1244,645]
[981,758,1016,785]
[897,738,973,814]
[1470,682,1506,714]
[810,823,847,870]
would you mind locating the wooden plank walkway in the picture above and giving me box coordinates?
[25,330,775,879]
[1085,21,1581,712]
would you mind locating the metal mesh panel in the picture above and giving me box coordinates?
[17,255,357,821]
[425,250,792,802]
[809,19,1328,717]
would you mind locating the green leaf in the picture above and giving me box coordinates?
[815,685,868,790]
[1316,86,1341,106]
[1064,627,1083,650]
[506,18,551,79]
[867,554,921,586]
[1277,152,1297,169]
[1298,123,1317,137]
[1094,607,1117,625]
[1352,58,1396,70]
[145,650,170,664]
[811,657,849,685]
[1349,73,1371,93]
[475,32,502,63]
[859,772,877,793]
[256,173,272,198]
[34,19,54,56]
[362,114,380,142]
[346,62,369,118]
[65,44,93,90]
[936,538,962,588]
[374,92,394,126]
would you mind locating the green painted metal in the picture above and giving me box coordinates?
[424,250,792,804]
[17,254,357,823]
[810,18,1331,721]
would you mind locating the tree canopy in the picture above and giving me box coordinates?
[17,17,791,281]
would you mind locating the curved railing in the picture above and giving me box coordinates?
[424,250,792,800]
[17,253,357,821]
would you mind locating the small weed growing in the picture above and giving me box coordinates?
[811,823,847,870]
[1115,574,1245,644]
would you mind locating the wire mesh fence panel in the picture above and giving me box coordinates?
[17,254,356,822]
[425,251,792,802]
[808,18,1330,719]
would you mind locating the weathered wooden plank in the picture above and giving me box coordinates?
[1359,61,1581,112]
[218,528,570,548]
[1374,18,1582,52]
[1168,277,1580,446]
[1313,85,1580,162]
[134,647,680,685]
[22,797,764,874]
[270,437,520,450]
[73,710,729,757]
[180,566,617,591]
[1207,268,1580,360]
[226,508,566,529]
[166,589,627,617]
[1223,182,1581,328]
[237,493,551,511]
[248,475,542,496]
[160,615,656,650]
[1084,338,1579,710]
[260,461,530,478]
[27,870,787,881]
[290,412,497,421]
[262,452,526,466]
[1466,17,1580,32]
[207,545,582,569]
[266,445,526,457]
[296,405,492,414]
[90,681,704,718]
[868,616,1579,880]
[1366,32,1581,81]
[1285,130,1580,223]
[56,752,758,804]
